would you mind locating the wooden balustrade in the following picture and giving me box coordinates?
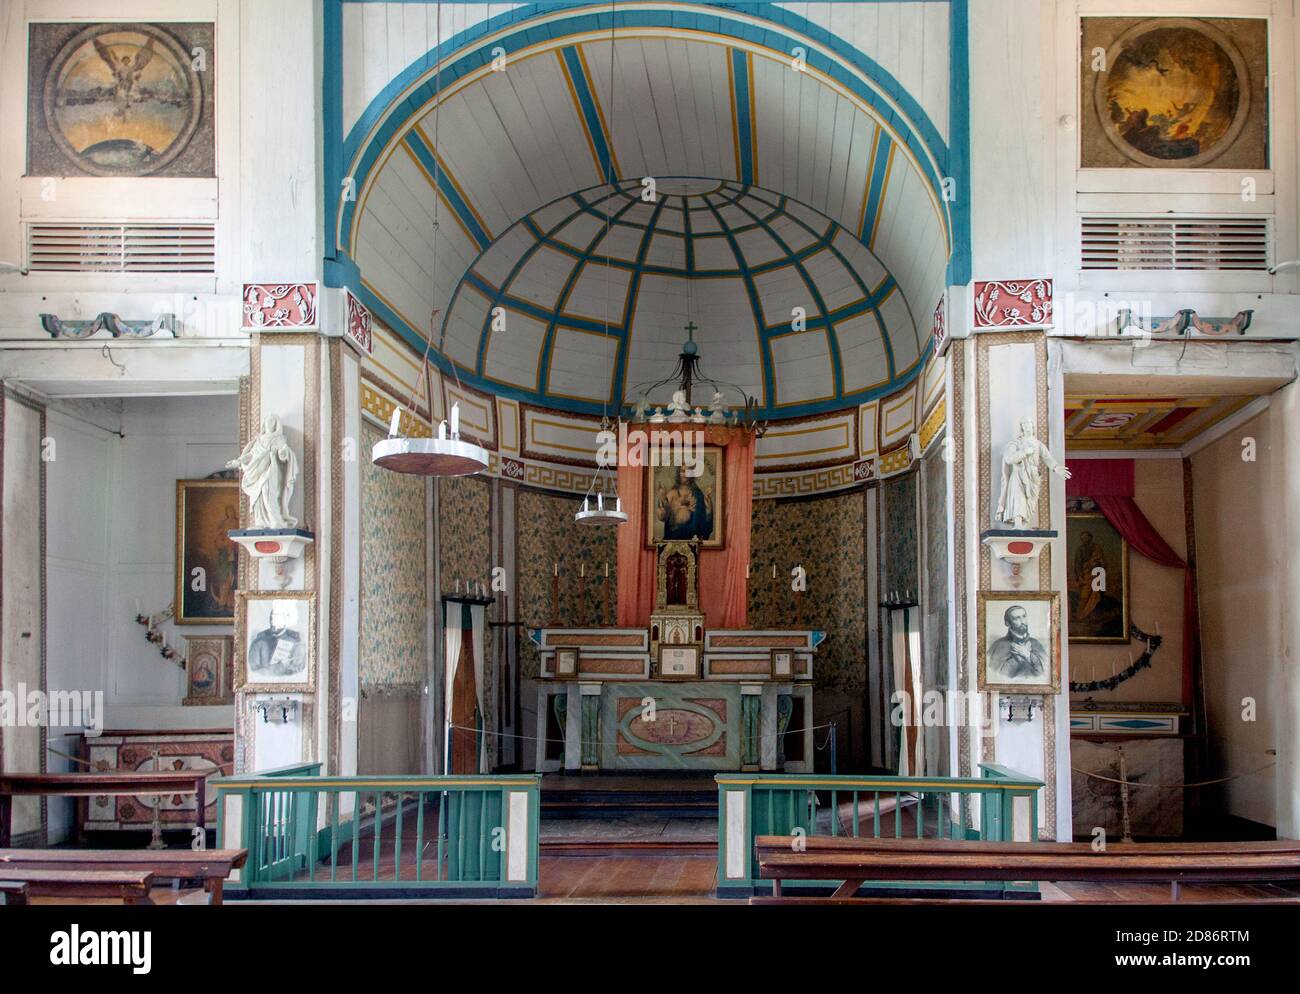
[212,766,540,898]
[715,764,1043,897]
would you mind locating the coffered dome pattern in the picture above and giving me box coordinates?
[439,178,921,417]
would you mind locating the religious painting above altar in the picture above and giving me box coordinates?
[647,447,724,547]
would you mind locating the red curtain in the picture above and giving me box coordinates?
[616,427,752,629]
[1066,458,1196,704]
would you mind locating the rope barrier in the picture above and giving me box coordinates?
[447,720,833,750]
[1071,762,1275,790]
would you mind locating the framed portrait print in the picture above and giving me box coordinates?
[235,592,315,693]
[658,644,701,680]
[977,592,1060,694]
[553,646,580,680]
[183,635,233,706]
[1067,512,1130,643]
[770,649,794,679]
[175,479,240,624]
[646,446,724,548]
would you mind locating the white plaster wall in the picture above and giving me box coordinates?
[44,395,237,841]
[1192,380,1300,834]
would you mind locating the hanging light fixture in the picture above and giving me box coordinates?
[575,1,627,527]
[371,3,488,479]
[372,399,489,477]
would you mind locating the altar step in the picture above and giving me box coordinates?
[540,773,718,821]
[541,791,718,820]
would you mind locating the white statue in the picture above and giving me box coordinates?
[227,414,300,529]
[996,415,1070,529]
[667,389,691,422]
[707,391,727,425]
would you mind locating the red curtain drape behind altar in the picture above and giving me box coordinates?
[617,427,753,629]
[1065,458,1196,704]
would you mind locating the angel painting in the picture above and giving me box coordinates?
[33,23,210,177]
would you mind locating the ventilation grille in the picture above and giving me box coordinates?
[1081,215,1269,271]
[26,223,216,274]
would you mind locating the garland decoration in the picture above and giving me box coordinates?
[134,604,185,669]
[1069,623,1162,693]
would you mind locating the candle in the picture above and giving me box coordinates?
[582,497,589,513]
[771,563,777,579]
[389,405,402,436]
[597,491,604,510]
[438,419,447,440]
[604,562,609,578]
[580,563,585,578]
[450,402,460,437]
[553,562,558,577]
[615,495,622,512]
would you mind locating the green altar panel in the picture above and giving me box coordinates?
[600,682,742,770]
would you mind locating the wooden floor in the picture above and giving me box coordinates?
[26,856,1300,905]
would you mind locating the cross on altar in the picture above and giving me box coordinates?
[664,714,680,737]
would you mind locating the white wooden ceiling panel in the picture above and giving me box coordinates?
[771,330,834,405]
[565,261,631,324]
[548,328,618,403]
[835,311,892,394]
[484,309,547,390]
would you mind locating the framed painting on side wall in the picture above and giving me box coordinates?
[1066,512,1130,643]
[175,479,240,624]
[235,592,315,694]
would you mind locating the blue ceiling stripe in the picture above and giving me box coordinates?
[402,131,491,251]
[610,194,669,405]
[730,195,841,397]
[698,195,772,408]
[333,4,962,273]
[559,45,617,184]
[730,49,755,186]
[859,131,893,243]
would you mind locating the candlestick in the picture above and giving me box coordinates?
[450,402,460,438]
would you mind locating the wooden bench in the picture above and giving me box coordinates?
[0,849,247,906]
[753,835,1300,903]
[0,868,154,905]
[0,772,209,847]
[0,880,30,906]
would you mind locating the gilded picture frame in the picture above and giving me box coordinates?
[1066,511,1131,644]
[645,446,725,548]
[235,591,315,694]
[657,644,702,681]
[175,478,240,624]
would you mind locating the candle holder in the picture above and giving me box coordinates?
[372,401,489,477]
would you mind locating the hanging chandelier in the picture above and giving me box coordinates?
[625,321,768,437]
[574,0,629,527]
[372,401,489,477]
[371,2,487,480]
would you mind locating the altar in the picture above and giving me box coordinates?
[530,539,821,772]
[529,628,820,772]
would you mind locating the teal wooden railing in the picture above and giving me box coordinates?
[212,766,541,897]
[715,764,1043,897]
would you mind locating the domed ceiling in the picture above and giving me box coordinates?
[440,178,921,417]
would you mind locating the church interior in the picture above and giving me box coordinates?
[2,0,1300,940]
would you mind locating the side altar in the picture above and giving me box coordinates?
[530,541,822,773]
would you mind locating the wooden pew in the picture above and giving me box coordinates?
[0,772,209,847]
[0,868,154,905]
[0,880,30,906]
[753,836,1300,903]
[0,849,247,905]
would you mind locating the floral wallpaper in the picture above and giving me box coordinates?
[516,487,618,679]
[880,472,919,598]
[921,447,951,773]
[360,423,427,690]
[749,491,866,692]
[438,475,492,593]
